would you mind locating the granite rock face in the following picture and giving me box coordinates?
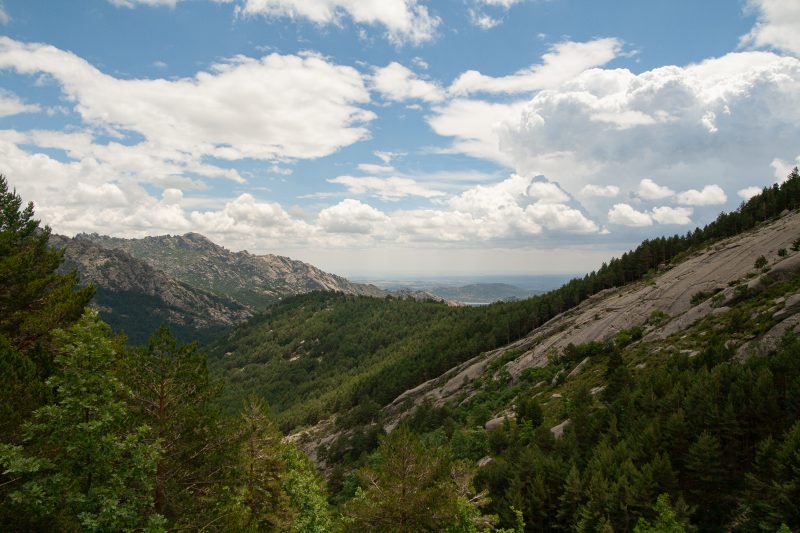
[74,232,388,309]
[51,235,252,342]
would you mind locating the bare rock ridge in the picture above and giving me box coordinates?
[74,232,389,308]
[384,210,800,420]
[51,235,252,342]
[53,231,446,341]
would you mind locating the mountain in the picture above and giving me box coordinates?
[74,232,388,309]
[51,235,251,344]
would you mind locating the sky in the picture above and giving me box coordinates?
[0,0,798,277]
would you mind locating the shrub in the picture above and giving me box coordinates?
[691,291,712,306]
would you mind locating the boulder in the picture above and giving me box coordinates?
[567,357,590,379]
[551,419,571,439]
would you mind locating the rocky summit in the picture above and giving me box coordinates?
[73,232,387,309]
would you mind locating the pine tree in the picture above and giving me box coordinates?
[684,431,725,529]
[0,175,93,358]
[0,175,94,438]
[344,425,459,532]
[0,311,162,531]
[235,396,292,530]
[119,326,230,526]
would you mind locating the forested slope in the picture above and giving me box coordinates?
[212,170,800,436]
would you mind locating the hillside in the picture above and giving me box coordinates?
[385,208,800,414]
[76,232,387,308]
[51,235,251,344]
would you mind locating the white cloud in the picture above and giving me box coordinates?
[499,50,800,198]
[651,206,693,225]
[317,199,390,234]
[738,186,763,200]
[468,10,501,30]
[771,157,799,182]
[0,89,40,117]
[328,175,445,201]
[580,184,620,198]
[526,180,570,203]
[608,204,652,227]
[637,178,674,200]
[108,0,179,7]
[357,163,395,174]
[524,202,599,233]
[0,37,374,162]
[449,38,622,96]
[429,39,625,165]
[476,0,523,6]
[741,0,800,55]
[374,150,403,164]
[236,0,440,45]
[190,193,311,240]
[371,62,444,102]
[428,98,526,165]
[468,0,525,29]
[0,2,9,25]
[676,184,727,206]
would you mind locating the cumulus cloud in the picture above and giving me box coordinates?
[608,203,694,227]
[371,62,444,102]
[428,98,526,165]
[738,186,763,200]
[236,0,440,45]
[637,178,674,200]
[499,50,800,199]
[524,202,599,233]
[608,203,653,227]
[328,175,445,201]
[526,180,570,203]
[0,37,374,162]
[429,39,626,165]
[580,184,620,198]
[676,184,727,206]
[741,0,800,55]
[450,38,622,96]
[317,199,390,234]
[651,206,693,225]
[190,193,311,239]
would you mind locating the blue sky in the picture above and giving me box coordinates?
[0,0,798,276]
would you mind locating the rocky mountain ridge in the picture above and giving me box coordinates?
[51,235,252,343]
[74,232,388,308]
